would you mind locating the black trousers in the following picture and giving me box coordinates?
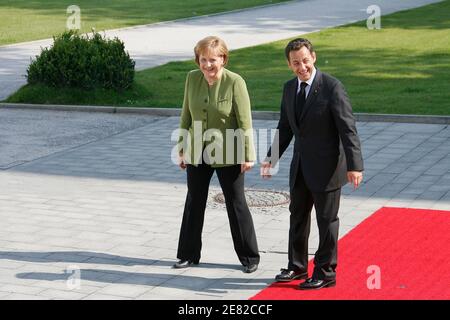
[288,169,341,280]
[176,164,260,266]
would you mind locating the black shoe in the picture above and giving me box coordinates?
[298,278,336,290]
[275,268,308,282]
[243,264,258,273]
[173,259,198,269]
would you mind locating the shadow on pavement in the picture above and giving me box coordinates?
[0,250,243,270]
[16,268,273,294]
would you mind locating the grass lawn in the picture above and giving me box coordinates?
[6,0,450,115]
[0,0,287,45]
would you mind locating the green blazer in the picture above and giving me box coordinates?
[178,68,255,167]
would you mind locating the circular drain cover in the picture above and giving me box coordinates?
[213,189,290,207]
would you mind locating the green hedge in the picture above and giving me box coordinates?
[27,30,135,90]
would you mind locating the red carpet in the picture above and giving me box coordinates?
[251,207,450,300]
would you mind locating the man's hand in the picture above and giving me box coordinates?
[241,162,254,173]
[260,161,272,179]
[347,171,363,189]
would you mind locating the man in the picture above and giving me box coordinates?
[261,38,363,290]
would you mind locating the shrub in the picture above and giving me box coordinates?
[27,30,135,90]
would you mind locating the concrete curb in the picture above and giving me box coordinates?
[353,113,450,125]
[1,102,449,124]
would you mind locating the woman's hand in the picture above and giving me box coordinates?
[178,153,187,170]
[241,161,254,173]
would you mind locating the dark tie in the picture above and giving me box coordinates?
[295,81,308,123]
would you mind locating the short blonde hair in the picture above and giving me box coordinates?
[194,36,229,66]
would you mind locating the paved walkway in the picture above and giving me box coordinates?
[0,108,448,299]
[0,0,440,100]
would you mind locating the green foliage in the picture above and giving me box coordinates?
[27,30,135,90]
[8,1,450,115]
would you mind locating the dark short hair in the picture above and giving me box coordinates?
[285,38,314,60]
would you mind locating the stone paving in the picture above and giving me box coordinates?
[0,108,448,299]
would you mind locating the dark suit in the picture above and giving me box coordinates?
[268,69,363,280]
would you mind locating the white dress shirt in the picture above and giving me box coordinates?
[296,67,317,99]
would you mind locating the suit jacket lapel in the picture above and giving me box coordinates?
[299,69,322,123]
[285,78,300,132]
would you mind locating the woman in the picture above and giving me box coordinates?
[174,36,259,273]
